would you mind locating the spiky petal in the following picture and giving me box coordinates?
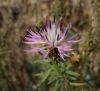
[24,15,81,61]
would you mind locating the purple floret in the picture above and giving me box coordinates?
[23,15,81,61]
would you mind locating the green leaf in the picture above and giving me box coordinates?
[54,82,62,91]
[48,76,57,84]
[43,62,52,67]
[34,59,52,67]
[65,70,80,77]
[83,79,93,88]
[68,77,77,81]
[69,82,85,86]
[55,78,60,86]
[50,71,59,76]
[66,63,72,70]
[54,64,61,74]
[34,60,41,63]
[34,59,51,63]
[41,65,54,82]
[78,20,87,26]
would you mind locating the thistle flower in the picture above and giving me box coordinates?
[23,15,81,61]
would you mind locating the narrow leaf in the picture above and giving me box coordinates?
[50,71,59,76]
[34,59,52,67]
[54,82,62,91]
[34,59,51,63]
[48,76,57,84]
[83,79,93,88]
[65,70,80,77]
[41,65,54,82]
[66,63,72,69]
[68,77,77,81]
[69,82,85,86]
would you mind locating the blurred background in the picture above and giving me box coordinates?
[0,0,100,91]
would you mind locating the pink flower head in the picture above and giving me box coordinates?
[23,15,81,61]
